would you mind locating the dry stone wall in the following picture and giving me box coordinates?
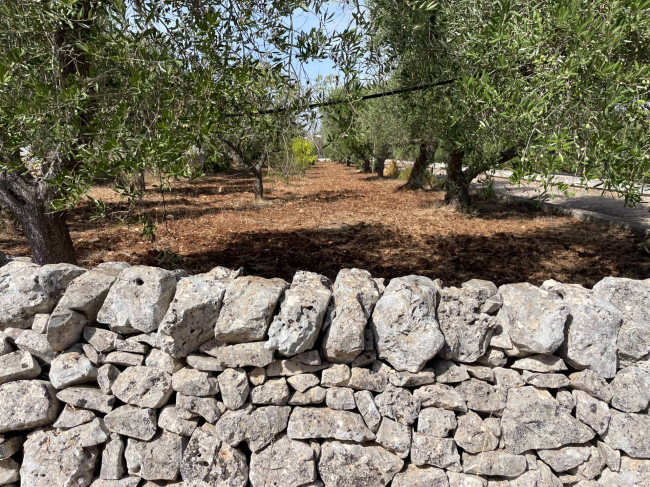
[0,257,649,487]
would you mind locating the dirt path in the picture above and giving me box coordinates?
[1,161,649,286]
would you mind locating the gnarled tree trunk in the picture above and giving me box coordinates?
[375,157,386,178]
[251,163,264,199]
[404,143,428,189]
[444,150,471,211]
[363,158,371,173]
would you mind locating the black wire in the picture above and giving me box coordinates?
[224,77,458,117]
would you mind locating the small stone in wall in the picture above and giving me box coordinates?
[104,405,158,441]
[103,351,144,367]
[348,367,388,392]
[84,327,120,354]
[287,407,375,442]
[536,445,591,473]
[15,329,57,363]
[171,367,219,397]
[354,390,381,433]
[125,431,184,481]
[49,352,98,389]
[249,434,316,487]
[158,405,198,437]
[414,384,467,412]
[53,404,96,429]
[218,367,250,410]
[392,465,450,487]
[144,348,184,374]
[289,386,327,406]
[569,369,613,403]
[453,411,498,454]
[417,408,457,437]
[287,373,320,392]
[374,384,420,425]
[609,366,650,413]
[602,410,650,459]
[251,378,290,406]
[201,340,275,368]
[410,433,461,471]
[97,364,120,394]
[0,350,41,385]
[376,417,411,459]
[111,366,173,409]
[100,433,125,480]
[573,390,610,435]
[175,393,222,423]
[461,450,527,478]
[325,387,356,410]
[0,380,61,433]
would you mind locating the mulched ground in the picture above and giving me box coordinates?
[2,161,649,287]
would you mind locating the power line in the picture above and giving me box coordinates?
[226,77,457,117]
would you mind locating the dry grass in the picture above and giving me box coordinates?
[1,161,649,286]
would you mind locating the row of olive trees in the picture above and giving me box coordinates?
[321,0,650,210]
[0,0,342,264]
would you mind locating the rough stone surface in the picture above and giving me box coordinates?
[501,386,595,454]
[158,405,198,436]
[56,386,115,413]
[411,433,461,471]
[0,380,61,433]
[84,327,120,353]
[573,389,610,435]
[218,367,250,410]
[158,274,227,358]
[0,262,85,329]
[289,386,327,406]
[318,440,404,487]
[201,339,275,368]
[180,427,248,487]
[251,378,290,405]
[287,373,320,392]
[171,367,219,397]
[104,405,158,440]
[287,407,375,442]
[496,283,569,354]
[321,364,350,387]
[354,390,381,432]
[112,366,173,409]
[348,367,387,392]
[433,361,470,383]
[249,434,315,487]
[100,434,125,480]
[414,384,467,411]
[438,280,498,363]
[512,354,567,373]
[216,405,291,452]
[418,408,457,437]
[175,393,222,423]
[456,379,507,414]
[0,350,41,385]
[537,446,591,472]
[97,364,120,394]
[46,270,117,351]
[266,271,332,356]
[593,277,650,362]
[125,431,183,481]
[371,275,444,372]
[454,411,498,453]
[610,366,650,413]
[462,451,527,478]
[602,410,650,458]
[14,329,57,363]
[374,384,421,425]
[325,387,356,410]
[321,269,381,364]
[392,465,450,487]
[144,348,184,374]
[569,369,614,403]
[97,266,177,334]
[214,276,287,343]
[49,351,98,389]
[20,429,98,487]
[53,404,96,429]
[376,417,411,458]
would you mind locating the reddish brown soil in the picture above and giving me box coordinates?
[2,161,649,286]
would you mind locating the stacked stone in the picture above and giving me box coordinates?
[0,258,649,487]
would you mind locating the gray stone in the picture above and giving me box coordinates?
[175,393,222,423]
[144,348,184,374]
[91,479,140,487]
[318,440,404,487]
[31,313,49,333]
[180,427,248,487]
[464,365,494,382]
[97,364,120,394]
[287,407,375,442]
[289,386,327,405]
[493,368,525,388]
[0,262,85,329]
[46,270,116,351]
[392,465,450,487]
[348,367,387,392]
[104,351,143,366]
[523,372,570,389]
[84,327,120,353]
[56,386,114,413]
[556,389,576,413]
[433,360,470,383]
[0,332,12,357]
[454,411,498,453]
[114,338,149,354]
[501,387,595,454]
[218,368,249,410]
[411,433,462,470]
[62,417,109,447]
[14,329,57,363]
[321,269,381,363]
[374,384,420,425]
[439,280,498,363]
[20,429,98,487]
[112,366,173,409]
[158,274,227,358]
[104,405,158,440]
[325,387,356,410]
[537,446,591,472]
[185,354,223,372]
[496,283,569,354]
[216,405,291,452]
[376,417,411,458]
[53,404,96,429]
[251,378,290,405]
[250,434,316,487]
[593,277,650,362]
[512,354,568,373]
[415,384,467,411]
[320,364,350,387]
[447,472,486,487]
[266,358,329,376]
[125,431,183,481]
[602,410,650,458]
[599,468,650,486]
[0,435,23,460]
[158,406,198,436]
[597,441,621,472]
[353,390,381,432]
[200,339,275,368]
[371,275,444,372]
[49,352,98,389]
[0,458,19,485]
[287,373,320,392]
[620,456,650,473]
[100,434,125,480]
[97,266,177,334]
[214,276,287,343]
[462,451,527,478]
[418,408,457,437]
[171,367,218,396]
[0,350,41,385]
[573,389,610,435]
[0,380,61,433]
[610,366,650,413]
[576,446,606,480]
[249,366,266,385]
[543,280,622,378]
[266,271,332,356]
[569,369,614,403]
[456,379,507,414]
[389,368,437,387]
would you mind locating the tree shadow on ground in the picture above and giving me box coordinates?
[177,221,650,288]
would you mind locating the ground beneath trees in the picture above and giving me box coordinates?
[2,161,649,287]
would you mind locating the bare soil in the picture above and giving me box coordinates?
[2,161,649,287]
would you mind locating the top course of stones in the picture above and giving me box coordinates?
[0,257,648,487]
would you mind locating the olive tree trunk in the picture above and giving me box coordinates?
[375,157,386,178]
[404,143,428,189]
[444,150,471,211]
